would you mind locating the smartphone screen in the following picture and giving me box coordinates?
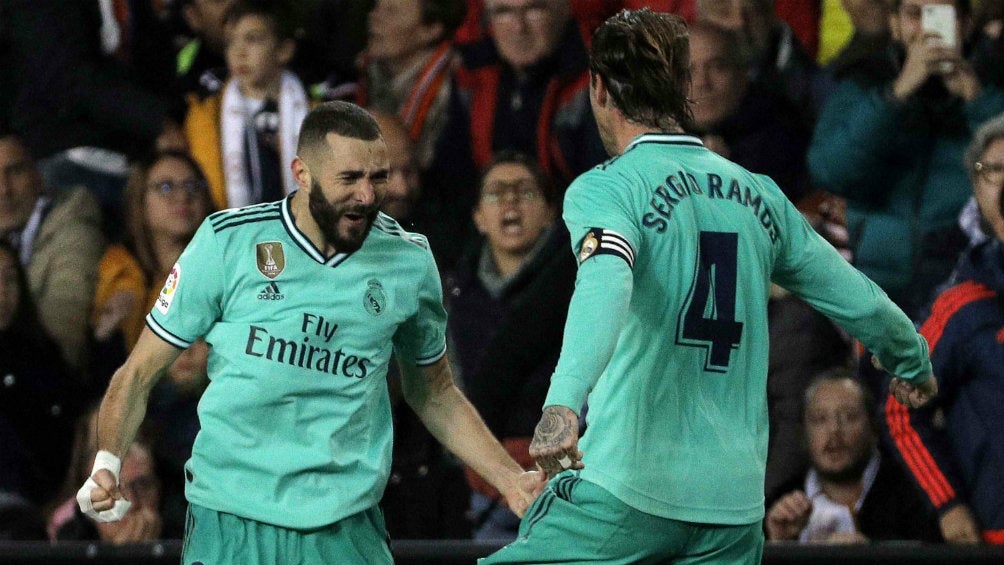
[921,4,957,48]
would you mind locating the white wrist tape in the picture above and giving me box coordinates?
[76,450,132,523]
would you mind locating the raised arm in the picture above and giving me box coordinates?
[77,328,181,522]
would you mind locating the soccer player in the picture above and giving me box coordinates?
[76,101,545,564]
[482,9,938,565]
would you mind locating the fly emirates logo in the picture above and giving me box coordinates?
[243,313,373,378]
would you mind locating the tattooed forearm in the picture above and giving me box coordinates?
[534,407,571,449]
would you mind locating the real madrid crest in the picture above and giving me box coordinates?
[363,279,386,316]
[579,232,599,263]
[256,242,286,279]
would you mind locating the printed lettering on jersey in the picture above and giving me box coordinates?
[155,263,181,314]
[258,281,285,301]
[578,228,635,268]
[256,241,286,279]
[363,279,386,316]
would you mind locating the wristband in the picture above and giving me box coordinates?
[91,450,122,483]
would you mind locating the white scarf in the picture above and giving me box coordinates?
[221,71,308,208]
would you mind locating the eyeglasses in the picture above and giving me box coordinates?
[148,179,207,198]
[974,161,1004,185]
[480,180,543,205]
[805,410,867,430]
[488,2,550,25]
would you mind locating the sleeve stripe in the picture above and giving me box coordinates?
[415,343,447,366]
[145,315,193,349]
[599,229,635,266]
[884,394,955,506]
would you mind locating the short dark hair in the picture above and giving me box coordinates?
[223,0,296,41]
[888,0,971,18]
[420,0,468,41]
[297,101,382,158]
[590,9,693,131]
[479,149,558,206]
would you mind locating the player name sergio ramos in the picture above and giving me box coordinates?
[243,312,373,379]
[642,171,781,243]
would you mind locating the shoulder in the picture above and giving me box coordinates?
[206,201,284,235]
[371,213,434,253]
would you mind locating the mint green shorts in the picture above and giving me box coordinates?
[181,503,392,565]
[481,473,763,565]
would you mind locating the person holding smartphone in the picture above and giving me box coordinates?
[809,0,1004,321]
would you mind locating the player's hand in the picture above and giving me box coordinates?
[939,504,982,544]
[871,356,938,409]
[530,405,584,476]
[77,467,132,523]
[501,468,549,518]
[765,490,812,541]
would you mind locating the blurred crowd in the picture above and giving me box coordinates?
[1,0,1003,548]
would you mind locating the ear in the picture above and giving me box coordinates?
[292,156,311,190]
[277,38,296,67]
[590,72,610,109]
[472,204,488,235]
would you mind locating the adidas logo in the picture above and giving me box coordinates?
[257,281,285,301]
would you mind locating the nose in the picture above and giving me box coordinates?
[355,180,378,207]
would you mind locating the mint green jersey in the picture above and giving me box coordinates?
[545,134,931,525]
[147,196,447,529]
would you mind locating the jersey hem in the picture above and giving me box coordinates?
[578,468,764,525]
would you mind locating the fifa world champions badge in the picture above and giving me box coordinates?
[256,242,286,279]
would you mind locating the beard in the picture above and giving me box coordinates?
[307,179,378,254]
[815,446,874,485]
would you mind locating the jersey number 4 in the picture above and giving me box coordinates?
[676,231,744,372]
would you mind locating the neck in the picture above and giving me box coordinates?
[490,248,529,278]
[290,190,337,257]
[819,479,865,508]
[152,235,188,274]
[239,74,283,101]
[611,117,681,155]
[384,45,437,78]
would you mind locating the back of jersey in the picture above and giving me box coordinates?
[564,134,788,525]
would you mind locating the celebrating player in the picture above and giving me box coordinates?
[483,9,938,565]
[77,101,545,564]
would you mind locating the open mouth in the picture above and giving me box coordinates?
[501,211,523,233]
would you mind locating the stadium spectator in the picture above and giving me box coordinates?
[0,241,84,507]
[175,0,236,97]
[696,0,822,122]
[688,22,812,203]
[1,0,184,235]
[353,0,467,170]
[448,151,576,540]
[808,0,1004,318]
[766,368,942,543]
[885,114,1004,545]
[184,0,310,209]
[0,134,106,370]
[434,0,607,193]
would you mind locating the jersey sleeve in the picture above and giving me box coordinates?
[146,219,225,348]
[769,179,932,384]
[563,169,640,268]
[544,169,638,413]
[393,248,448,366]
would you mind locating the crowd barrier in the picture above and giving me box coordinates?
[1,540,1004,564]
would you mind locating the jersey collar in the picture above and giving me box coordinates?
[625,133,704,152]
[280,193,352,268]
